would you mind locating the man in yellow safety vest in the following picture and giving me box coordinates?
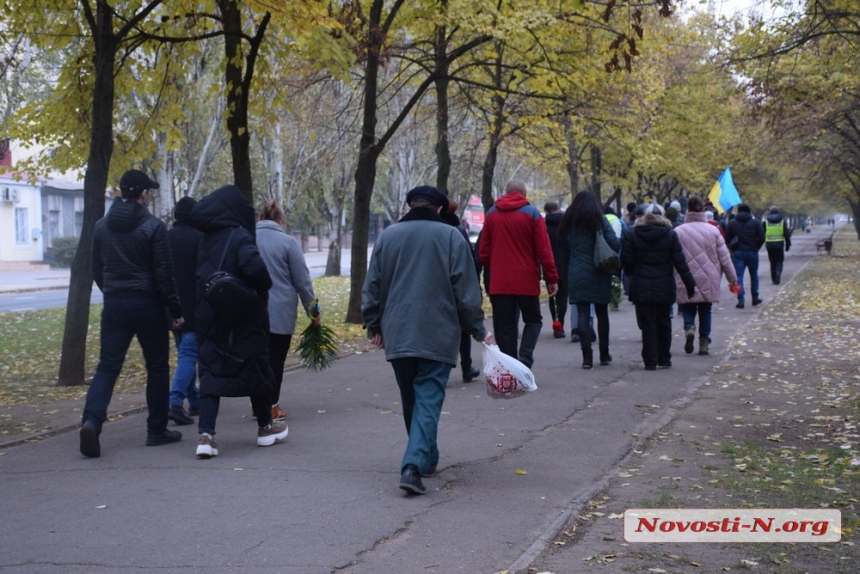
[763,206,792,285]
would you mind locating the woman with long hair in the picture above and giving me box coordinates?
[557,191,620,368]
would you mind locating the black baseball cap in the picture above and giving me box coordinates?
[119,169,160,193]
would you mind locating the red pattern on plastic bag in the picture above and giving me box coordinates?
[484,356,527,399]
[481,343,537,399]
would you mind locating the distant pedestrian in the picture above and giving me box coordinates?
[621,204,696,370]
[558,191,620,369]
[725,204,765,308]
[257,199,318,422]
[603,206,625,312]
[80,169,184,458]
[624,201,637,226]
[362,185,492,496]
[442,199,482,382]
[543,201,568,339]
[166,197,202,426]
[763,206,791,285]
[478,180,558,368]
[674,196,738,356]
[190,185,288,459]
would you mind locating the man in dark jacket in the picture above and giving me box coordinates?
[362,185,492,496]
[543,202,567,338]
[190,185,287,459]
[478,180,558,368]
[441,199,481,382]
[80,169,184,458]
[763,206,791,285]
[166,197,201,426]
[725,204,765,308]
[621,204,696,370]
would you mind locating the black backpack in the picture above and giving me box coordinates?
[202,228,258,325]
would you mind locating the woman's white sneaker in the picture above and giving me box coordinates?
[196,433,218,458]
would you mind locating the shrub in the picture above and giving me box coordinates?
[47,237,79,268]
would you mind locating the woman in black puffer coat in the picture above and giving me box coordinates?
[621,204,696,370]
[190,185,288,458]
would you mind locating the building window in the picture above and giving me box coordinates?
[48,210,60,247]
[15,208,29,245]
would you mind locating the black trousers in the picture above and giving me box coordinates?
[636,302,672,367]
[490,294,542,367]
[268,333,293,406]
[550,275,568,330]
[459,331,474,370]
[576,303,609,352]
[765,243,785,283]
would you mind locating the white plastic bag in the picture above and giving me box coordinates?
[481,343,537,399]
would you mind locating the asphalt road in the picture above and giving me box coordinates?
[0,262,349,313]
[0,288,103,313]
[0,227,834,574]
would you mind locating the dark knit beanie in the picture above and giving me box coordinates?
[174,196,197,222]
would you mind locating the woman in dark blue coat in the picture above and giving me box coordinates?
[558,191,620,369]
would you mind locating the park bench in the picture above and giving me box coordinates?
[815,232,834,254]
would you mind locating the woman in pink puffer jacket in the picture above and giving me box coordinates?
[674,195,739,356]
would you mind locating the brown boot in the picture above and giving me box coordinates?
[698,337,710,356]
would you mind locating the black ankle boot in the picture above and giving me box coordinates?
[599,349,612,366]
[462,364,480,382]
[582,348,593,369]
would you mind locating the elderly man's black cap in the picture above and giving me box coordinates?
[406,185,449,212]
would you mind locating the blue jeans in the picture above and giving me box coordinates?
[82,293,170,434]
[679,302,713,341]
[390,358,451,475]
[169,331,199,409]
[733,250,760,304]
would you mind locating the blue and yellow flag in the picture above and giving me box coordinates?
[708,167,742,214]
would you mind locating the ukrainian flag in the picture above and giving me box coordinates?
[708,167,742,214]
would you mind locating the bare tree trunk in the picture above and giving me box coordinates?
[188,98,226,198]
[434,5,450,196]
[58,1,118,386]
[154,132,175,221]
[590,143,602,201]
[481,94,506,210]
[345,0,387,324]
[562,114,580,204]
[217,0,269,202]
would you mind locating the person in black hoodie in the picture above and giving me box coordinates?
[441,199,481,382]
[763,206,791,285]
[621,204,696,370]
[725,204,765,308]
[544,202,568,339]
[166,197,202,426]
[80,169,184,458]
[190,185,288,459]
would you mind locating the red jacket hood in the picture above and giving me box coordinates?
[494,192,530,211]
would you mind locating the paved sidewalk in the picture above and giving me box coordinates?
[0,226,839,574]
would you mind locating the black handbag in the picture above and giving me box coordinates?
[203,229,259,326]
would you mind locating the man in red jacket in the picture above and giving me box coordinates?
[478,180,558,367]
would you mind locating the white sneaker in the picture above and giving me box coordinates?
[257,421,289,446]
[196,433,218,458]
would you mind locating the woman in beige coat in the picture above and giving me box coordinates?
[674,196,738,356]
